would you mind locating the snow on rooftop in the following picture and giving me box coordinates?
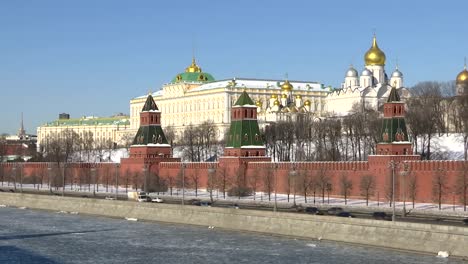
[190,78,325,92]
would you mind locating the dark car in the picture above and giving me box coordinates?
[372,212,390,220]
[463,218,468,225]
[336,211,354,218]
[189,199,201,206]
[305,207,322,215]
[200,201,212,207]
[327,207,343,215]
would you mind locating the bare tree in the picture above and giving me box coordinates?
[339,174,353,205]
[217,166,229,199]
[262,166,275,201]
[432,168,449,210]
[455,164,468,211]
[248,167,262,200]
[359,174,375,206]
[316,166,331,203]
[407,174,418,209]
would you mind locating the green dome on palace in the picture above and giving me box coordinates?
[171,57,215,83]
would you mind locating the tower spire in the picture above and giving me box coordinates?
[18,112,26,138]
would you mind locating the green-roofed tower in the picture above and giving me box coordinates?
[129,93,172,158]
[376,87,413,155]
[224,90,266,157]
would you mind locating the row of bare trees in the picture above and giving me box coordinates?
[264,103,381,162]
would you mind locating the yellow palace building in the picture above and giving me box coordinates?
[128,57,331,140]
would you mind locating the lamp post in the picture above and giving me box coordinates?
[115,164,120,200]
[273,163,278,212]
[289,163,297,207]
[389,160,396,222]
[47,165,52,193]
[208,164,216,204]
[401,162,409,217]
[91,167,96,197]
[62,163,66,197]
[19,164,23,193]
[142,164,148,193]
[12,166,17,191]
[181,163,186,205]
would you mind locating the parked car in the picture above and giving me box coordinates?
[372,212,390,220]
[228,203,239,209]
[327,207,343,215]
[189,199,201,206]
[151,197,164,203]
[105,196,116,200]
[463,218,468,225]
[336,211,354,218]
[200,201,212,207]
[305,207,322,215]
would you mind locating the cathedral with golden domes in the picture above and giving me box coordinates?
[456,60,468,96]
[327,35,410,116]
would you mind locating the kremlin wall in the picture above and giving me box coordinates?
[2,87,468,206]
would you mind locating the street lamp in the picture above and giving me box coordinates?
[62,163,66,197]
[47,165,52,193]
[115,163,120,200]
[208,164,216,204]
[142,164,148,193]
[12,166,17,191]
[401,162,409,217]
[19,164,23,193]
[389,160,397,222]
[273,163,278,212]
[91,167,96,196]
[181,163,186,205]
[289,163,297,207]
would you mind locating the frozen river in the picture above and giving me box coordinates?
[0,207,463,264]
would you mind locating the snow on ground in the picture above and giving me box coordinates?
[2,182,467,217]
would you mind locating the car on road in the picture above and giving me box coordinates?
[327,207,343,215]
[228,203,239,209]
[105,196,116,200]
[372,212,390,220]
[151,197,164,203]
[336,211,354,218]
[200,201,212,207]
[463,218,468,225]
[304,207,323,215]
[189,199,201,206]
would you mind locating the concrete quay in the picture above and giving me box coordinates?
[1,192,467,258]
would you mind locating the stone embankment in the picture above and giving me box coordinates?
[1,193,467,258]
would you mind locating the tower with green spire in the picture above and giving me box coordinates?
[224,90,266,157]
[376,87,413,155]
[128,93,172,158]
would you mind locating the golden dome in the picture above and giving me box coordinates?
[364,35,386,66]
[255,100,262,107]
[281,94,287,98]
[281,80,293,91]
[456,65,468,85]
[271,94,278,99]
[185,57,202,73]
[273,100,280,106]
[304,100,311,106]
[295,94,302,99]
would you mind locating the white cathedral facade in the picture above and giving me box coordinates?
[327,35,410,116]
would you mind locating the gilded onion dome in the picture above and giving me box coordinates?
[271,94,278,99]
[185,57,202,73]
[255,100,262,107]
[273,100,280,106]
[281,79,293,91]
[456,64,468,85]
[304,100,311,106]
[281,94,287,98]
[364,35,386,66]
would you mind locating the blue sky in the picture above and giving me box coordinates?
[0,0,467,134]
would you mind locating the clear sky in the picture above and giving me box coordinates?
[0,0,467,135]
